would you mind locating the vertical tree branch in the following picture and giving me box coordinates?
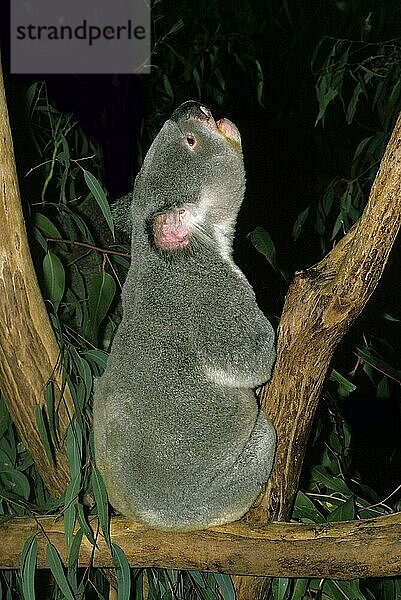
[0,60,71,497]
[234,111,401,599]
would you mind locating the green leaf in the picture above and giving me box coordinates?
[59,134,71,167]
[271,577,290,600]
[112,544,131,600]
[44,380,58,446]
[292,491,325,523]
[329,369,357,396]
[34,213,63,243]
[0,469,30,500]
[310,465,351,495]
[43,251,65,311]
[324,579,368,600]
[85,272,116,344]
[92,466,111,547]
[166,18,184,36]
[46,542,76,600]
[292,579,309,600]
[315,87,338,126]
[67,529,83,591]
[356,346,401,383]
[353,135,373,162]
[327,496,355,522]
[0,396,11,439]
[76,503,96,546]
[132,570,143,600]
[250,226,277,270]
[34,406,54,466]
[255,59,265,107]
[64,473,81,554]
[377,376,391,400]
[214,573,236,600]
[83,349,108,372]
[66,421,83,480]
[292,205,310,241]
[382,312,400,322]
[20,535,37,600]
[346,82,363,124]
[83,169,114,238]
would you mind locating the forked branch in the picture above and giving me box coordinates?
[234,112,401,598]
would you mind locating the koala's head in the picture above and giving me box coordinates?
[132,101,246,257]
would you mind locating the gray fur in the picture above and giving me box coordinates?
[93,101,276,531]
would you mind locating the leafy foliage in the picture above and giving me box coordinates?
[304,35,401,253]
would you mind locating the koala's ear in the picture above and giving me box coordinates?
[112,194,132,236]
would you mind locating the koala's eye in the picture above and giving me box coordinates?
[185,134,197,149]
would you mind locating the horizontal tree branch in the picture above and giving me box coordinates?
[1,513,401,579]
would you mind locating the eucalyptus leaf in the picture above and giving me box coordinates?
[213,573,236,600]
[64,473,81,554]
[66,421,83,480]
[0,469,30,500]
[292,205,310,241]
[293,491,325,523]
[20,535,37,600]
[166,18,184,36]
[34,212,64,244]
[46,542,76,600]
[327,496,355,522]
[0,396,11,440]
[75,503,96,546]
[83,169,114,238]
[271,577,290,600]
[112,544,132,600]
[250,226,277,270]
[44,380,57,446]
[291,578,309,600]
[67,529,83,591]
[329,369,357,396]
[324,579,369,600]
[83,349,108,372]
[43,251,65,311]
[346,82,363,124]
[92,466,111,547]
[310,465,351,495]
[357,346,401,382]
[85,271,116,344]
[188,570,206,589]
[34,406,54,466]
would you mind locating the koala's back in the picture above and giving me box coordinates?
[94,252,276,530]
[94,100,276,531]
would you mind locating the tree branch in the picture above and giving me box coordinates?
[0,59,72,497]
[1,513,401,579]
[234,113,401,598]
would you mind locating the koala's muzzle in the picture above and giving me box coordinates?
[171,100,241,149]
[171,100,212,123]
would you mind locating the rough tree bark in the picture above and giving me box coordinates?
[0,513,401,579]
[0,62,72,497]
[1,513,401,579]
[233,111,401,599]
[1,55,401,597]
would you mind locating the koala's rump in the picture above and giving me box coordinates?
[93,331,270,529]
[93,259,275,529]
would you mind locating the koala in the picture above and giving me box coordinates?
[93,100,276,531]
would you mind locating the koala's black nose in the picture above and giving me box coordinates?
[171,100,213,122]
